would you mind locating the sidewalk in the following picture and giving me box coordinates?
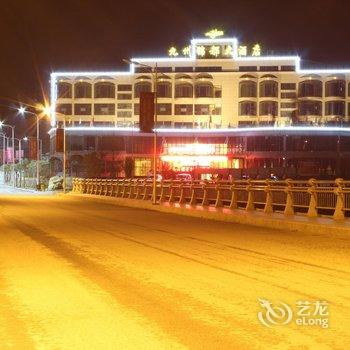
[0,184,54,195]
[67,193,350,235]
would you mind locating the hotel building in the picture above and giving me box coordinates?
[49,32,350,179]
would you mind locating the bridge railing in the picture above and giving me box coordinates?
[72,177,350,221]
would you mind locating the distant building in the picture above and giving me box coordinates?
[49,31,350,179]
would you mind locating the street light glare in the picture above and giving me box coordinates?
[23,136,28,141]
[0,121,3,128]
[42,105,52,116]
[18,106,26,115]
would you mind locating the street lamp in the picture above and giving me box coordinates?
[0,121,15,186]
[13,138,23,163]
[18,106,45,189]
[123,58,160,204]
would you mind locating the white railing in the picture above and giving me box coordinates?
[71,177,350,221]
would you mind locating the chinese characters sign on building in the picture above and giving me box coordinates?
[167,29,262,58]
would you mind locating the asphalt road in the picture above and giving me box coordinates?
[0,194,349,349]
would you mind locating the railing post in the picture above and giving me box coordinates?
[168,181,175,203]
[201,181,209,206]
[333,178,345,220]
[72,178,77,192]
[215,182,223,207]
[158,180,164,202]
[284,178,294,216]
[264,179,273,214]
[128,180,134,198]
[307,178,318,218]
[189,183,197,205]
[245,180,254,211]
[229,182,238,209]
[81,179,86,193]
[178,183,185,204]
[142,180,148,200]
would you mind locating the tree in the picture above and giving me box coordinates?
[82,153,103,178]
[124,157,134,178]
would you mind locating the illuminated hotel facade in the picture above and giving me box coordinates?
[49,31,350,179]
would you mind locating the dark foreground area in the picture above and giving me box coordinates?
[0,194,349,349]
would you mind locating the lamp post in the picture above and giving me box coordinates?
[18,106,45,189]
[0,121,15,186]
[13,138,23,163]
[123,58,162,204]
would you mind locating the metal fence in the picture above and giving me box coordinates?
[72,177,350,221]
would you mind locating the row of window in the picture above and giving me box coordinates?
[56,103,222,116]
[239,80,347,98]
[58,80,350,100]
[58,82,222,99]
[57,100,349,117]
[239,101,347,116]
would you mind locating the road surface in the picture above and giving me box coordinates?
[0,194,349,349]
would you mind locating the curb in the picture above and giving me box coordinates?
[66,193,350,235]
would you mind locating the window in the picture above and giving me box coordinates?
[74,82,92,98]
[298,101,322,115]
[117,110,132,118]
[239,101,257,116]
[298,80,322,97]
[259,101,278,116]
[94,104,115,115]
[281,102,296,108]
[195,104,210,115]
[281,83,296,90]
[281,110,296,118]
[134,104,139,115]
[259,80,278,97]
[57,82,72,98]
[260,66,279,71]
[195,66,222,72]
[281,92,297,99]
[211,105,221,115]
[325,80,345,97]
[195,83,213,98]
[175,104,193,115]
[175,83,193,98]
[214,86,222,98]
[239,66,257,72]
[134,82,152,98]
[157,67,173,72]
[134,158,151,176]
[56,104,72,115]
[117,84,132,91]
[175,67,193,72]
[74,104,91,115]
[239,81,257,97]
[94,82,115,98]
[157,82,172,98]
[117,103,132,109]
[281,66,295,71]
[156,103,172,115]
[117,93,132,100]
[325,101,345,116]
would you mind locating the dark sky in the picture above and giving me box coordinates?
[1,0,350,139]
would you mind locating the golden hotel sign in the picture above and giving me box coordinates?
[168,29,261,58]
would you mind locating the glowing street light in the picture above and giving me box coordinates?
[18,105,49,190]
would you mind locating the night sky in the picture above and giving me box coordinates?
[1,0,350,142]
